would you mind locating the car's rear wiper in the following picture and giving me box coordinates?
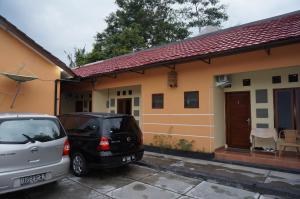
[22,134,35,143]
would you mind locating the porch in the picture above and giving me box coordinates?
[213,65,300,170]
[60,84,142,125]
[215,147,300,171]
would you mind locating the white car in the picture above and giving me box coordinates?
[0,113,70,195]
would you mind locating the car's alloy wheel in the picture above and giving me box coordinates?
[72,153,88,176]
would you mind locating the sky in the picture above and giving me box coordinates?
[0,0,300,64]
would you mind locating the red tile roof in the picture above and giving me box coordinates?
[73,11,300,78]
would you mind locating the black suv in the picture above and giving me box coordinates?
[59,112,144,176]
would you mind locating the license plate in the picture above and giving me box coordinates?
[122,155,136,163]
[20,173,47,186]
[126,156,131,161]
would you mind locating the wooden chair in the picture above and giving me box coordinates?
[277,130,300,156]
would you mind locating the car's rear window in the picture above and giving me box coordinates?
[103,116,141,135]
[0,118,65,144]
[59,116,100,136]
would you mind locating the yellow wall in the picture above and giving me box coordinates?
[0,27,61,114]
[65,43,300,153]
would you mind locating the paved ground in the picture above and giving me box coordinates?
[137,152,300,198]
[1,164,288,199]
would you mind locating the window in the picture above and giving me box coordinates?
[103,116,140,136]
[122,90,127,95]
[152,94,164,109]
[243,79,251,86]
[272,76,281,84]
[256,109,268,118]
[60,116,99,136]
[184,91,199,108]
[110,98,115,107]
[83,101,88,108]
[117,91,121,96]
[134,110,139,116]
[256,123,269,128]
[0,119,64,144]
[134,97,140,106]
[288,74,298,83]
[128,90,133,95]
[256,89,268,103]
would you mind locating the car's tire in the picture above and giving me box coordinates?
[71,153,89,177]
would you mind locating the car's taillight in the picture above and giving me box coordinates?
[63,139,70,156]
[97,137,110,151]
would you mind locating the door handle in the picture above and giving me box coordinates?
[246,118,251,126]
[28,159,40,163]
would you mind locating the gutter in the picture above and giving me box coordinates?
[54,78,81,116]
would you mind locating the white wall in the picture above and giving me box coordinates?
[213,86,226,149]
[93,85,142,125]
[224,66,300,129]
[92,89,108,112]
[222,65,300,148]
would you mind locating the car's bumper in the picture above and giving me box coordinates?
[90,149,144,169]
[0,156,70,195]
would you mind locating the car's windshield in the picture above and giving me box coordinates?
[0,118,65,144]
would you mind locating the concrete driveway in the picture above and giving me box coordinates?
[1,164,282,199]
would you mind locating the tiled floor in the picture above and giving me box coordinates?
[214,147,300,171]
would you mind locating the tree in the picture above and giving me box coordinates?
[70,0,189,66]
[177,0,228,33]
[65,47,89,68]
[69,0,228,66]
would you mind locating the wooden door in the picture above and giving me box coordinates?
[89,101,92,112]
[117,98,132,115]
[75,101,83,112]
[226,92,251,149]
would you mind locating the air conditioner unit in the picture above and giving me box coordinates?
[216,75,231,87]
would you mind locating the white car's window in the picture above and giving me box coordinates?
[0,118,64,144]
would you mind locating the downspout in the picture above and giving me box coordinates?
[54,79,59,116]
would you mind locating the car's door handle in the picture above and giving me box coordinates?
[28,159,40,163]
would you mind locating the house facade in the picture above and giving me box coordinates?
[0,16,74,114]
[60,11,300,155]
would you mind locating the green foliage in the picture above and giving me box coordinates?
[177,0,228,33]
[176,139,194,151]
[68,0,228,67]
[153,135,173,149]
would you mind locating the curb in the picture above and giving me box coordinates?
[134,160,300,198]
